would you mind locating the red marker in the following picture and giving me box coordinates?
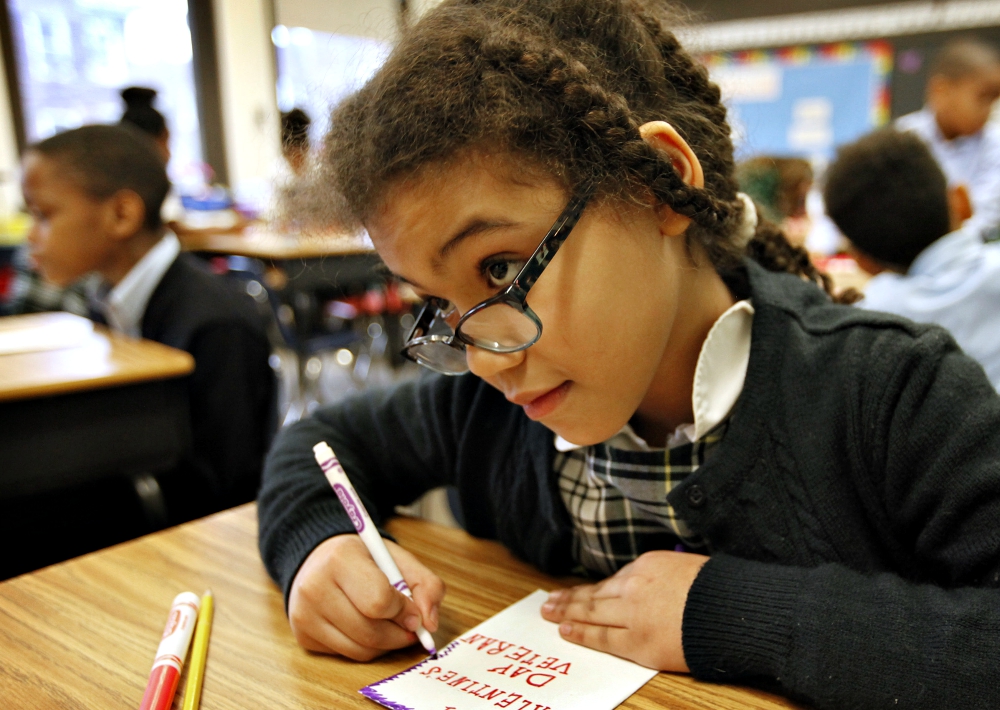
[139,592,201,710]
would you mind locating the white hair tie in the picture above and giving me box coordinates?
[734,192,758,248]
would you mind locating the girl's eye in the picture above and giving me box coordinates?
[483,258,526,289]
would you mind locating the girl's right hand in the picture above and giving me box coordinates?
[288,534,445,660]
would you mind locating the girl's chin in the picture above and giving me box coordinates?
[543,417,630,449]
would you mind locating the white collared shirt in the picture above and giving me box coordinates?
[896,108,1000,239]
[860,225,1000,391]
[555,298,755,452]
[98,231,181,338]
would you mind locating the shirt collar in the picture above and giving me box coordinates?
[99,231,180,337]
[555,298,755,452]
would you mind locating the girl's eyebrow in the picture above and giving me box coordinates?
[438,218,517,260]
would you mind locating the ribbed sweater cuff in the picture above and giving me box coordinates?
[268,498,395,610]
[682,554,805,682]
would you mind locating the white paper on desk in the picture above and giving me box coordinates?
[0,314,94,355]
[360,589,658,710]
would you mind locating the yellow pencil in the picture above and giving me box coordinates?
[181,590,214,710]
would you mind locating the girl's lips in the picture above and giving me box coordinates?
[522,381,571,420]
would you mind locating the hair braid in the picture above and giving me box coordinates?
[510,38,740,239]
[311,0,847,302]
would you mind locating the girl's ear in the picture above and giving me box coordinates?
[639,121,705,189]
[639,121,705,237]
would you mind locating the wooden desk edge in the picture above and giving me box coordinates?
[0,335,195,402]
[179,233,374,260]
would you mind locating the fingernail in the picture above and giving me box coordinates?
[559,622,573,636]
[541,602,554,613]
[548,590,564,601]
[403,615,420,632]
[430,606,439,628]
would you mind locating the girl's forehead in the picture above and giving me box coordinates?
[372,159,560,240]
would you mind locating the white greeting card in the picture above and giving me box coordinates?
[361,589,658,710]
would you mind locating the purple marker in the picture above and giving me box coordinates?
[313,441,437,657]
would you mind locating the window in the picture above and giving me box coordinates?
[272,24,389,144]
[8,0,203,186]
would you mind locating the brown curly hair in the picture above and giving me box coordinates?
[312,0,848,300]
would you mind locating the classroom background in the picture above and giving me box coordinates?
[2,0,1000,573]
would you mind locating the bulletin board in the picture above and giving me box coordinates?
[701,42,893,162]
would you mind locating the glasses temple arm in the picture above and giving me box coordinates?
[509,188,594,299]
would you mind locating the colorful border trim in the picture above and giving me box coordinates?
[358,640,462,710]
[700,40,894,127]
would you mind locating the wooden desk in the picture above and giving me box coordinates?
[0,312,194,402]
[0,313,195,504]
[179,228,374,260]
[0,505,799,709]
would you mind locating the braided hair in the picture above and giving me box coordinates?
[317,0,842,299]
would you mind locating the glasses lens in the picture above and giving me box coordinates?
[458,302,540,352]
[404,340,469,374]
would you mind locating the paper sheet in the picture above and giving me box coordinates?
[0,314,94,355]
[360,589,658,710]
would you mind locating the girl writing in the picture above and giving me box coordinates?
[258,1,1000,707]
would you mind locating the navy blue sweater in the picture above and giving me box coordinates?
[259,260,1000,709]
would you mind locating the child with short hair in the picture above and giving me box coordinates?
[825,128,1000,391]
[896,39,1000,238]
[22,124,275,521]
[258,2,1000,708]
[3,87,178,317]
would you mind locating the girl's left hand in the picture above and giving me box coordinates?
[540,550,709,672]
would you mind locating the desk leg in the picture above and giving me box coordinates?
[132,474,169,530]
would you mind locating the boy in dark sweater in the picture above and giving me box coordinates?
[22,124,275,523]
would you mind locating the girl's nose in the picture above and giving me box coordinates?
[465,345,525,380]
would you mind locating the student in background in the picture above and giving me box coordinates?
[22,124,275,522]
[257,2,1000,708]
[281,108,312,177]
[825,128,1000,391]
[734,155,812,247]
[1,87,179,317]
[120,87,172,164]
[120,86,186,225]
[896,39,1000,239]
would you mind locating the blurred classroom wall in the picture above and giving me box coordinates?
[4,0,1000,214]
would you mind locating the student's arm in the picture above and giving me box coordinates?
[681,331,1000,709]
[257,373,479,658]
[185,321,274,508]
[258,373,475,590]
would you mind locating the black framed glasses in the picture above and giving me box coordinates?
[402,186,594,375]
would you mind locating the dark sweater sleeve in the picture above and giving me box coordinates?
[683,328,1000,709]
[257,373,476,602]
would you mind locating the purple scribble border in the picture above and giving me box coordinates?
[358,640,462,710]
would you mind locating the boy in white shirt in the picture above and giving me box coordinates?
[896,39,1000,239]
[825,128,1000,391]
